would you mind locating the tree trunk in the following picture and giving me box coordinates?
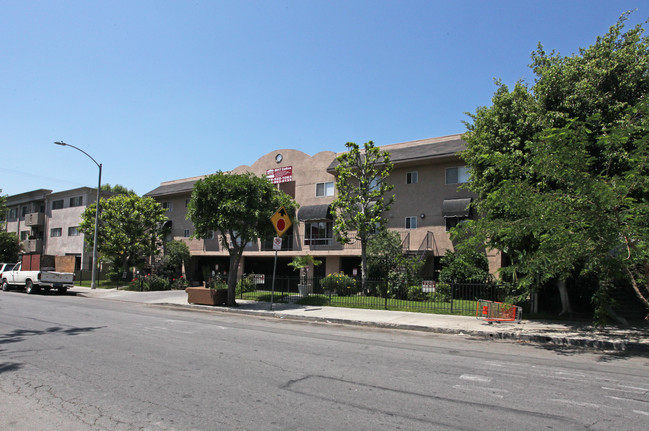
[360,239,368,294]
[227,250,240,307]
[623,265,649,320]
[557,279,572,316]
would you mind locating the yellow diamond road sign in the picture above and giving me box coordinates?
[270,206,292,237]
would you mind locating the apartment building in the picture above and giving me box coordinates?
[145,134,501,283]
[4,187,107,270]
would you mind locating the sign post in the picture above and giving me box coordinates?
[270,207,291,310]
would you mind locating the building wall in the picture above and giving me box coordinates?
[386,158,476,255]
[4,187,105,270]
[145,139,492,280]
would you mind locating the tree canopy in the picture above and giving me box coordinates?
[461,13,649,321]
[0,189,7,224]
[187,171,297,305]
[331,141,394,291]
[79,194,168,276]
[0,232,20,262]
[101,183,136,196]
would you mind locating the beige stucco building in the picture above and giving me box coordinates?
[145,134,501,282]
[4,187,107,270]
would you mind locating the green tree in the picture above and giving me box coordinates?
[331,141,395,292]
[367,230,404,279]
[438,248,492,284]
[288,255,321,286]
[461,14,649,321]
[0,189,7,224]
[164,240,191,275]
[0,232,20,262]
[101,183,136,195]
[187,172,297,306]
[79,194,168,277]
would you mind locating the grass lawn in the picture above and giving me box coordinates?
[74,279,124,289]
[241,291,479,316]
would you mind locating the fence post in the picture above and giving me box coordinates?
[450,284,454,314]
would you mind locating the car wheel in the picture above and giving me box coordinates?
[2,280,9,291]
[58,287,67,295]
[25,280,36,294]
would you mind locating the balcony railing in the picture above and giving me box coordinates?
[21,239,43,253]
[24,212,45,227]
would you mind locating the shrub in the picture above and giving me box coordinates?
[170,276,189,290]
[236,274,257,295]
[144,274,170,291]
[127,277,142,291]
[430,282,452,302]
[407,285,427,301]
[321,273,357,296]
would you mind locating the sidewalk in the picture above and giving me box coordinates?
[70,286,649,353]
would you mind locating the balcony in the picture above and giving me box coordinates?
[21,239,43,253]
[24,212,45,227]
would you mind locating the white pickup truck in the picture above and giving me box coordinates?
[1,262,75,294]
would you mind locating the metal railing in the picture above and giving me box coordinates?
[238,276,505,316]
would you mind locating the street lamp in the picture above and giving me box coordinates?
[54,141,102,289]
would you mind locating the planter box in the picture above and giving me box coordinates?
[186,287,228,306]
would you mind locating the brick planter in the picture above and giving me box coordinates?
[185,287,228,306]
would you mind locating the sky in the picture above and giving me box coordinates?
[1,0,647,197]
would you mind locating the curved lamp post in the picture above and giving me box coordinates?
[54,141,102,289]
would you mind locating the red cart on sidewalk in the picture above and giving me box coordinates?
[476,299,522,323]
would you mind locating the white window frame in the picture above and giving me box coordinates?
[406,171,418,184]
[68,226,80,236]
[162,201,173,212]
[405,216,417,229]
[315,182,334,197]
[183,229,191,238]
[446,166,470,184]
[50,227,63,237]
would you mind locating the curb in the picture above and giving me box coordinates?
[150,302,649,353]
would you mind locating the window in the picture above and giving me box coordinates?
[305,221,333,245]
[68,226,80,236]
[406,171,418,184]
[185,199,190,207]
[50,228,62,237]
[446,166,470,184]
[204,231,215,240]
[162,202,173,212]
[8,208,17,220]
[405,216,417,229]
[52,199,64,210]
[445,217,467,232]
[315,182,334,197]
[20,231,29,240]
[69,196,83,207]
[21,206,27,217]
[183,229,191,237]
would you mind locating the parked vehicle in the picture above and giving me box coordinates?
[2,261,74,294]
[0,263,16,281]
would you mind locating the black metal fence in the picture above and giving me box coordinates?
[239,275,506,316]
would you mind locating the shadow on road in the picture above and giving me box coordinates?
[0,362,23,375]
[529,341,649,361]
[0,325,106,347]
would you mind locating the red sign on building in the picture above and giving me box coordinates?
[266,166,293,184]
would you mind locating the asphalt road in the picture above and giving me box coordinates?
[1,291,648,431]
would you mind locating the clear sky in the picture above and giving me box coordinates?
[1,0,646,197]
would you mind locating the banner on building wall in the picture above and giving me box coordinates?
[266,166,293,184]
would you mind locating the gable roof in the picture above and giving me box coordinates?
[144,175,207,198]
[327,134,466,172]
